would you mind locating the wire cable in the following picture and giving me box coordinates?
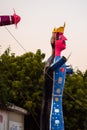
[5,26,27,53]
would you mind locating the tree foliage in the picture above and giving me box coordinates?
[0,47,87,130]
[63,70,87,130]
[0,48,45,113]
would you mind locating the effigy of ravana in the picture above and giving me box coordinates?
[40,23,73,130]
[50,23,73,130]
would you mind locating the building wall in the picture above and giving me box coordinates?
[8,111,24,130]
[0,110,8,130]
[0,109,25,130]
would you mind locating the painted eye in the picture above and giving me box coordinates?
[58,36,62,40]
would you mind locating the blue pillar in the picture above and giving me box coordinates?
[50,56,67,130]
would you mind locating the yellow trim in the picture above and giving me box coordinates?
[52,27,57,33]
[52,22,66,33]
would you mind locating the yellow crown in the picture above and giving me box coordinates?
[52,22,66,33]
[52,27,57,33]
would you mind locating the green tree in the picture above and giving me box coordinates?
[0,47,87,130]
[0,47,12,107]
[0,48,45,129]
[63,70,87,130]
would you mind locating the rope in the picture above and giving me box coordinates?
[5,26,27,53]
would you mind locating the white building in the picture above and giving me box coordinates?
[0,104,28,130]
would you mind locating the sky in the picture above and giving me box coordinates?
[0,0,87,72]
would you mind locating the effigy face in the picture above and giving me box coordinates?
[55,32,67,56]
